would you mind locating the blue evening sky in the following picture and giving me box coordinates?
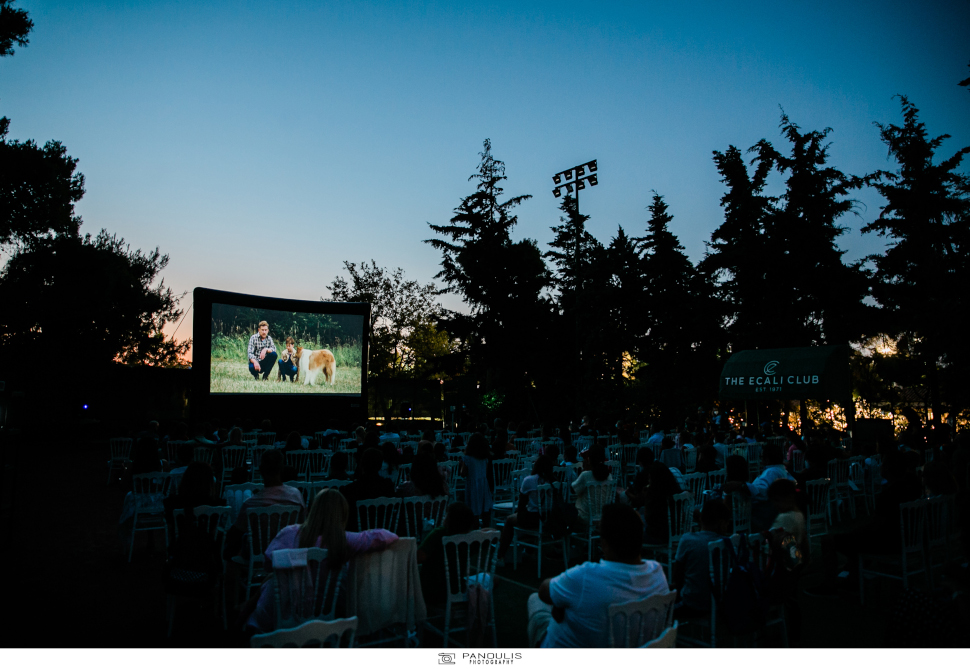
[2,1,968,353]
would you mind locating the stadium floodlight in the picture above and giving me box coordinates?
[577,165,586,177]
[551,158,598,214]
[553,187,561,197]
[553,174,562,184]
[588,174,598,186]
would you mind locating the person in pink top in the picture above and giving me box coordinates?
[245,489,398,632]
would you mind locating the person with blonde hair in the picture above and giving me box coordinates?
[245,489,398,632]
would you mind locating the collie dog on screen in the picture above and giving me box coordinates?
[295,346,337,386]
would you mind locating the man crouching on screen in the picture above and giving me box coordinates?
[248,321,278,381]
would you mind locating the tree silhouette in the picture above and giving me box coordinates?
[0,0,32,58]
[426,139,550,392]
[703,113,868,353]
[326,260,446,379]
[862,96,970,423]
[0,231,189,366]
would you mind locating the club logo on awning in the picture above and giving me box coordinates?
[763,360,779,375]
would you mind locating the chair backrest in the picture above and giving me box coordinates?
[224,482,264,521]
[396,463,412,486]
[683,448,698,474]
[251,616,358,648]
[356,497,402,531]
[245,504,302,560]
[899,498,926,554]
[730,445,748,459]
[708,533,742,601]
[314,431,329,449]
[251,446,273,483]
[172,505,231,548]
[608,590,677,647]
[132,471,168,495]
[192,446,214,466]
[491,459,517,490]
[110,438,133,459]
[340,448,357,475]
[683,472,707,509]
[286,450,310,475]
[924,494,953,550]
[792,449,805,473]
[730,492,751,534]
[669,492,694,542]
[642,621,678,648]
[284,480,316,507]
[272,547,347,629]
[584,480,615,524]
[242,430,260,444]
[306,450,331,480]
[310,480,352,498]
[514,438,532,453]
[441,529,501,604]
[805,478,831,523]
[166,439,187,463]
[605,459,622,483]
[827,458,849,486]
[400,495,449,538]
[706,469,727,490]
[222,445,248,471]
[660,450,683,471]
[257,431,276,446]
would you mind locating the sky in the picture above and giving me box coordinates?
[3,1,969,357]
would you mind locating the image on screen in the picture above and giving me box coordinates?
[209,303,364,395]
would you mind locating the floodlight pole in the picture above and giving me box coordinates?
[551,160,598,290]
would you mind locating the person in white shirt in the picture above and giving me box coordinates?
[526,503,669,647]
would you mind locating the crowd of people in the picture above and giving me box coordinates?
[119,410,970,647]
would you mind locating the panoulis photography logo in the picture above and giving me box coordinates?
[439,653,456,664]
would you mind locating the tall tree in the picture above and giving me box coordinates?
[326,260,447,379]
[0,231,189,366]
[702,113,868,352]
[862,96,970,423]
[426,139,550,392]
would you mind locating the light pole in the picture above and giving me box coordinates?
[552,160,598,213]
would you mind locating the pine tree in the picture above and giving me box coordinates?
[863,96,970,422]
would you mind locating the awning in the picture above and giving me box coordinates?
[719,345,850,401]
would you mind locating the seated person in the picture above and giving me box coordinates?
[671,498,731,619]
[571,445,612,527]
[417,502,478,608]
[640,462,683,545]
[723,443,795,532]
[163,462,226,547]
[340,448,395,531]
[167,441,194,476]
[224,449,306,558]
[526,503,669,647]
[622,447,655,505]
[329,451,350,480]
[396,451,448,498]
[246,489,398,633]
[498,456,557,564]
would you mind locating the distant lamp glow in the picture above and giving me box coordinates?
[83,404,89,410]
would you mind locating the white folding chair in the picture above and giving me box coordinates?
[510,483,570,578]
[491,459,518,507]
[682,472,707,513]
[167,505,232,635]
[683,448,698,474]
[251,617,358,647]
[827,458,852,522]
[677,534,741,648]
[642,621,679,648]
[250,445,273,484]
[791,449,805,473]
[706,469,727,490]
[924,495,954,589]
[566,480,615,565]
[306,450,332,482]
[400,495,449,539]
[234,504,301,598]
[284,480,315,507]
[257,431,276,446]
[224,482,263,524]
[220,445,248,494]
[423,529,500,648]
[492,468,528,525]
[356,497,402,532]
[643,492,694,580]
[859,498,927,605]
[271,547,346,629]
[128,472,169,561]
[107,438,133,485]
[730,492,751,535]
[192,445,214,467]
[608,590,677,647]
[805,478,831,548]
[847,456,870,517]
[396,463,412,487]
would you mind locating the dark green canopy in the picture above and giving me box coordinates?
[719,345,850,401]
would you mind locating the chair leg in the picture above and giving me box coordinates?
[537,541,542,580]
[166,595,177,637]
[129,515,138,562]
[443,601,451,649]
[858,555,865,606]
